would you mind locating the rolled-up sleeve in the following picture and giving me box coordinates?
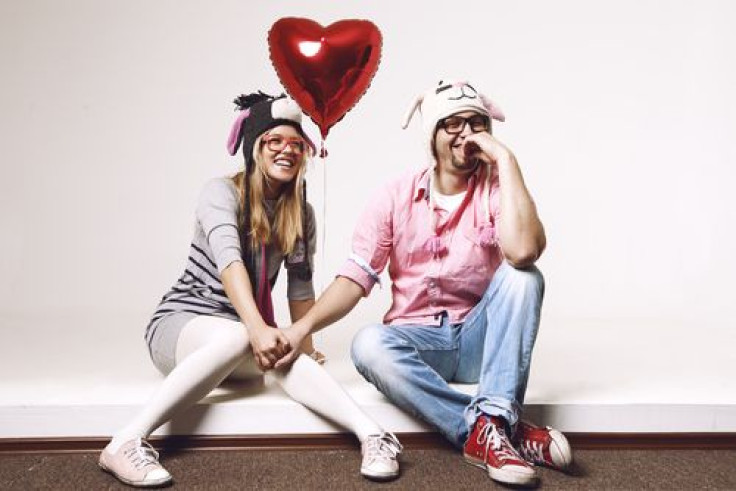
[196,178,243,273]
[337,184,394,296]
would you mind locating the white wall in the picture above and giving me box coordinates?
[2,1,735,362]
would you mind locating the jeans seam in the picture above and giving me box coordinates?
[414,345,455,352]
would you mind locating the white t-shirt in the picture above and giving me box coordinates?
[432,183,466,214]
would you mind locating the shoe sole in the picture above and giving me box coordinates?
[548,428,573,470]
[360,467,400,481]
[464,453,538,487]
[99,461,173,488]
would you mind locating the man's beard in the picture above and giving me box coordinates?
[451,153,481,174]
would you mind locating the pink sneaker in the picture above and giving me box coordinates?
[99,438,172,487]
[463,415,537,486]
[515,420,573,471]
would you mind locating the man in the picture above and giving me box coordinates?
[277,80,572,486]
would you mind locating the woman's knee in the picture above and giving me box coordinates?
[214,325,250,361]
[176,317,250,365]
[271,353,314,384]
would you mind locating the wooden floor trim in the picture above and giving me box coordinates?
[1,432,736,453]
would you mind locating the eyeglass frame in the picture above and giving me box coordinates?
[261,134,307,154]
[436,113,491,135]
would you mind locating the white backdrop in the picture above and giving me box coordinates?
[1,1,735,365]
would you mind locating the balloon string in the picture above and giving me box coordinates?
[312,137,327,351]
[320,137,327,297]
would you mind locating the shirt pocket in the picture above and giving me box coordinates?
[444,263,490,299]
[441,234,493,299]
[403,230,434,267]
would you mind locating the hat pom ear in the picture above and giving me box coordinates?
[234,91,272,110]
[401,94,424,129]
[480,94,506,122]
[226,108,250,156]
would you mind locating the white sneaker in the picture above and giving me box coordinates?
[99,438,172,487]
[360,432,403,481]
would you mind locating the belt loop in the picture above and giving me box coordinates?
[433,310,449,326]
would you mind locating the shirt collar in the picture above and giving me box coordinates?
[413,170,431,202]
[414,167,480,202]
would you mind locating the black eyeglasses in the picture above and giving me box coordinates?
[437,114,490,135]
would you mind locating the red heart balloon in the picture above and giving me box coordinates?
[268,17,382,139]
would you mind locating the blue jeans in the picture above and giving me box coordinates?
[350,262,544,448]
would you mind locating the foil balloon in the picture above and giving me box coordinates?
[268,17,382,139]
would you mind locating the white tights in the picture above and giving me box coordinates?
[108,316,381,452]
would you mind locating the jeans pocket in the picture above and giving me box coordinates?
[393,324,455,351]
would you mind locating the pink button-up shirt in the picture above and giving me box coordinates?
[337,166,504,326]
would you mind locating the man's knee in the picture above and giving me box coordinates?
[350,324,387,371]
[502,262,545,298]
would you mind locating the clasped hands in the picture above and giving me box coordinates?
[246,321,309,371]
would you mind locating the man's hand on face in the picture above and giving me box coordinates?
[462,132,512,166]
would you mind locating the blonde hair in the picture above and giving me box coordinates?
[232,133,308,255]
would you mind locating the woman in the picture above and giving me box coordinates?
[99,92,402,487]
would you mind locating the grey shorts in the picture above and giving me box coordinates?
[148,312,198,375]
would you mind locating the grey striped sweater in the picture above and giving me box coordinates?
[144,177,316,348]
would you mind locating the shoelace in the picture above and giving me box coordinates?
[519,439,545,464]
[364,432,403,463]
[123,439,160,470]
[476,421,522,463]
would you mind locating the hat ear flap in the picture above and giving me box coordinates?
[401,94,424,129]
[226,108,251,155]
[479,94,505,122]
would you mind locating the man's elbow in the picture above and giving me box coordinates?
[499,225,546,269]
[503,244,543,269]
[505,254,537,269]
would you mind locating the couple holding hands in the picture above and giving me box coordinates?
[99,79,572,488]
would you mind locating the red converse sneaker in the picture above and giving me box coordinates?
[515,420,573,471]
[463,415,537,486]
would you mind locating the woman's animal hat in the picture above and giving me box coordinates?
[227,91,316,165]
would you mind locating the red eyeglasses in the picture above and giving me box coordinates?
[262,135,307,154]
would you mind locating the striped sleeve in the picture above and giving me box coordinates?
[196,178,243,273]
